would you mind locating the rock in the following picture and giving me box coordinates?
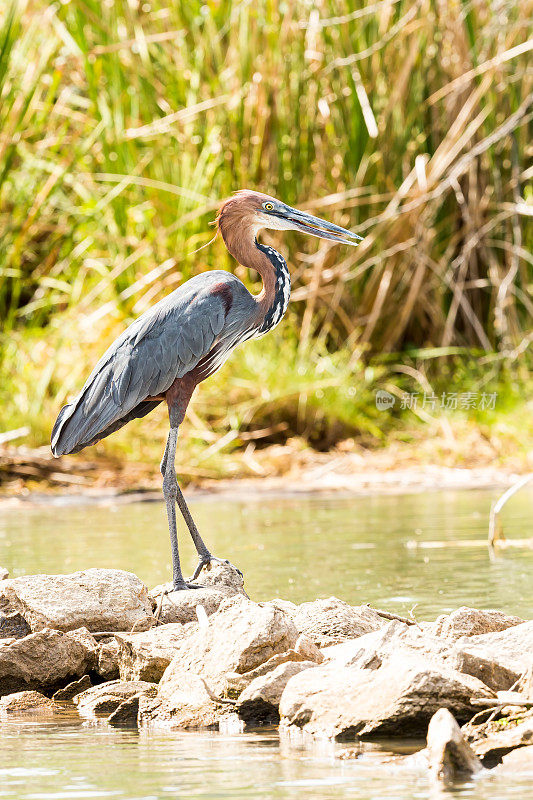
[0,569,154,633]
[294,633,324,663]
[138,671,226,730]
[459,621,533,684]
[517,664,533,700]
[150,561,247,625]
[322,620,412,668]
[464,708,533,765]
[265,599,298,617]
[435,607,524,640]
[117,623,197,682]
[159,595,298,695]
[226,647,322,696]
[322,620,455,673]
[293,598,385,647]
[74,679,156,719]
[151,589,228,625]
[0,690,59,716]
[497,745,533,770]
[322,619,523,692]
[426,708,483,784]
[107,694,143,727]
[0,567,9,581]
[452,649,518,693]
[0,612,31,639]
[237,661,317,726]
[0,627,97,697]
[96,637,122,680]
[279,655,494,739]
[52,674,92,701]
[194,560,248,593]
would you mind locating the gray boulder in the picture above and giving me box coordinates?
[0,627,97,696]
[279,654,494,739]
[150,561,247,625]
[293,598,385,647]
[237,661,316,726]
[435,607,524,640]
[0,569,154,633]
[159,595,299,695]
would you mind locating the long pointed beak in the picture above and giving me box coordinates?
[277,207,363,246]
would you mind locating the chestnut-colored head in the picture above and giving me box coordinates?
[217,190,362,248]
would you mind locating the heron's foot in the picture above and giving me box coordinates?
[190,555,243,582]
[171,579,204,592]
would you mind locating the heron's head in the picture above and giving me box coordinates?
[217,190,362,247]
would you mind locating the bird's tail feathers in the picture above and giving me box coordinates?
[50,402,78,457]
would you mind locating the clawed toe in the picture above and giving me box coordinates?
[191,556,243,581]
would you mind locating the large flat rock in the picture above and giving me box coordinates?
[323,619,525,692]
[0,627,97,696]
[279,654,494,739]
[0,569,154,633]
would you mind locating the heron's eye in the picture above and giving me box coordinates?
[263,202,274,211]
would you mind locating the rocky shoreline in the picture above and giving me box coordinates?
[1,563,532,786]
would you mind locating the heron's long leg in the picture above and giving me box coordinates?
[164,399,241,586]
[161,427,200,591]
[174,483,212,564]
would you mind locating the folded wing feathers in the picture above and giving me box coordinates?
[51,282,231,456]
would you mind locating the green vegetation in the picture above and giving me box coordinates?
[0,0,531,472]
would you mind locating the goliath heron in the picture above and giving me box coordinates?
[51,191,361,590]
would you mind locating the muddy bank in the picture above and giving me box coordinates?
[0,464,526,509]
[2,427,531,504]
[1,563,532,785]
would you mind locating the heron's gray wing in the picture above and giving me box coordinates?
[51,280,229,456]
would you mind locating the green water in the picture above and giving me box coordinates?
[0,487,532,799]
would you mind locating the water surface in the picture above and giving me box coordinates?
[1,487,532,618]
[0,487,532,799]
